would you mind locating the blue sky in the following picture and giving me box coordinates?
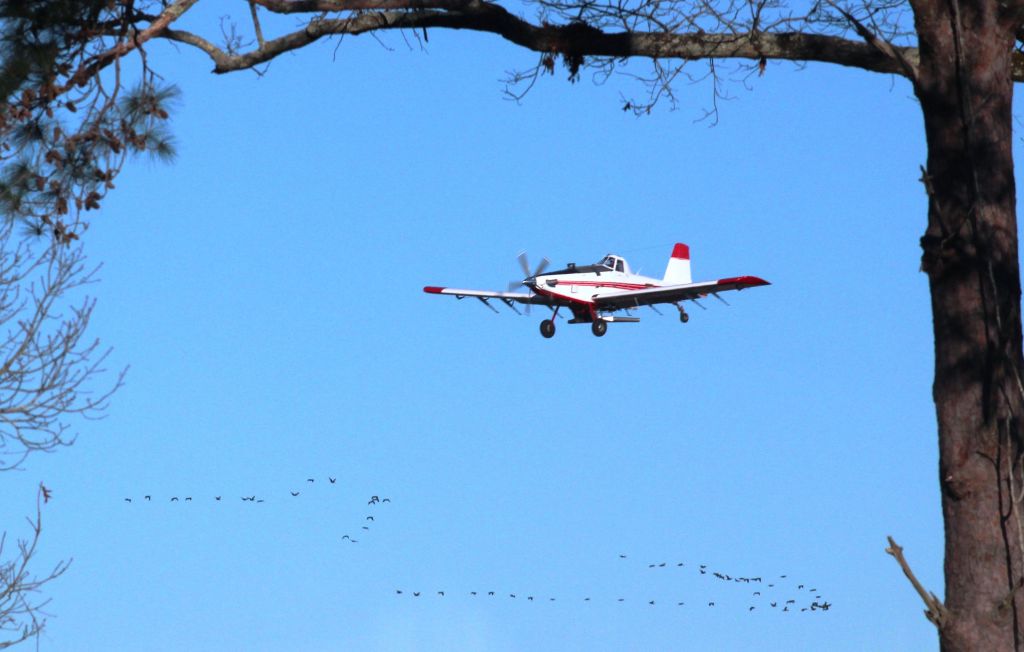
[0,5,967,650]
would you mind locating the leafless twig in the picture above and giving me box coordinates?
[885,535,947,628]
[0,483,70,649]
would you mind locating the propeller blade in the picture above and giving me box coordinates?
[517,252,531,279]
[508,280,522,292]
[534,257,550,277]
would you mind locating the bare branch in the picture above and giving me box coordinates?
[0,483,70,649]
[0,222,124,470]
[64,0,200,92]
[164,10,919,77]
[249,1,267,49]
[885,535,948,628]
[824,0,918,81]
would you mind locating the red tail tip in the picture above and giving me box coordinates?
[671,243,690,260]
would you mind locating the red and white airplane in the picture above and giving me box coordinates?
[424,243,769,338]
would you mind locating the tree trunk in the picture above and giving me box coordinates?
[914,0,1024,648]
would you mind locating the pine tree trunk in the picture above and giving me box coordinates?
[914,0,1024,648]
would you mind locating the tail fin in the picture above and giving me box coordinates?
[662,243,692,285]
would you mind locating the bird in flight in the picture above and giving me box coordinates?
[366,516,375,521]
[144,495,151,501]
[171,497,179,502]
[307,478,314,483]
[215,496,221,501]
[291,492,300,497]
[124,498,132,503]
[329,477,337,484]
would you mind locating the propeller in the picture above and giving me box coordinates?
[509,251,551,316]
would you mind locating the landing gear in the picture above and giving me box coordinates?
[540,319,556,338]
[591,319,607,337]
[676,303,689,323]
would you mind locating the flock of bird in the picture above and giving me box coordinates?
[122,477,831,614]
[393,556,832,613]
[122,476,391,544]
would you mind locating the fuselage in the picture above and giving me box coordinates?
[525,254,659,317]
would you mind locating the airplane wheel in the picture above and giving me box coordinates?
[591,320,607,337]
[679,312,689,324]
[540,319,556,338]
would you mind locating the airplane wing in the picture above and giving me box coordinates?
[594,276,770,310]
[423,286,555,313]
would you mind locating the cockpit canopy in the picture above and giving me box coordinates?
[544,254,631,277]
[597,254,628,274]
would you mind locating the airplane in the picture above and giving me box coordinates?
[424,243,769,338]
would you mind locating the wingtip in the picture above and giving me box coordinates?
[423,286,445,294]
[717,275,770,287]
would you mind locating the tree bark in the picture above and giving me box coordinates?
[914,0,1024,648]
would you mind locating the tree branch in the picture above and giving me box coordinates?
[162,8,921,78]
[249,1,266,49]
[886,535,948,628]
[824,0,919,82]
[66,0,200,90]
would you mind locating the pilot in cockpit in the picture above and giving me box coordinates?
[599,255,625,273]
